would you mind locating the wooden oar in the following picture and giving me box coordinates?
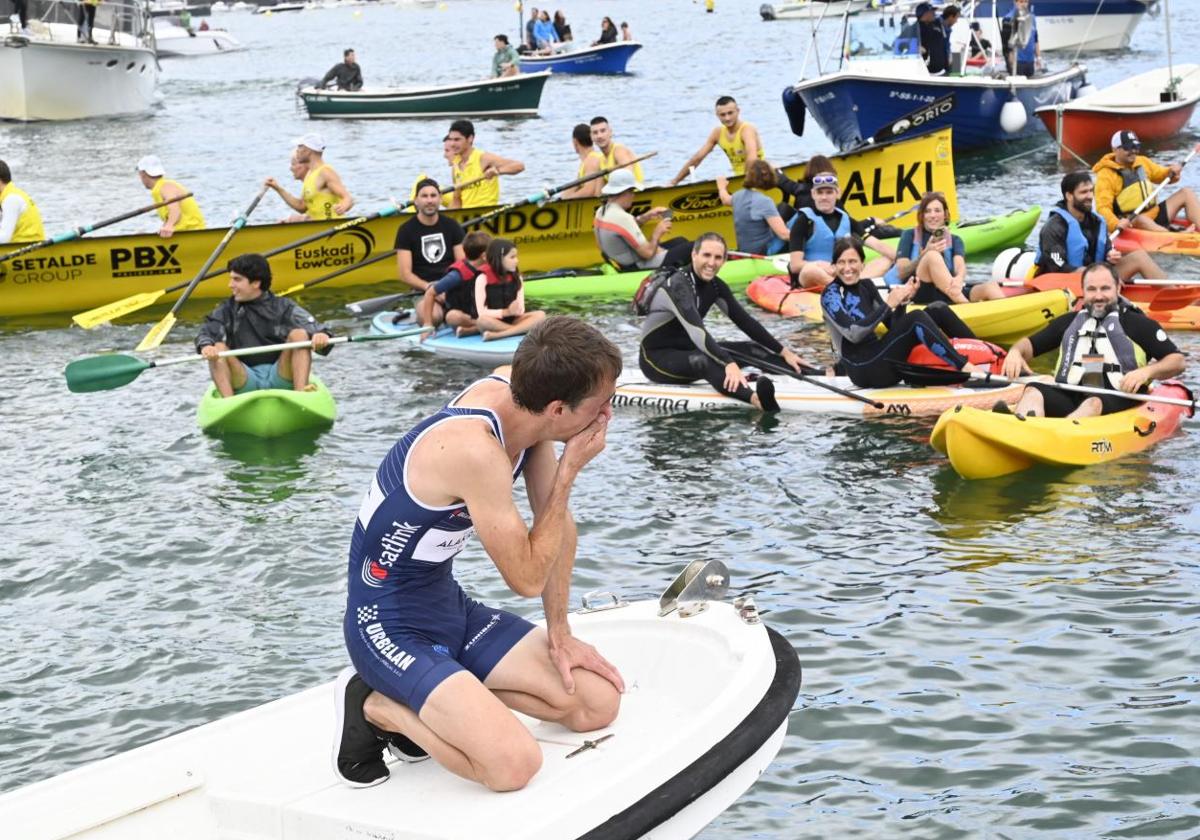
[1111,141,1200,241]
[0,193,194,266]
[723,346,885,409]
[134,186,270,351]
[65,326,430,393]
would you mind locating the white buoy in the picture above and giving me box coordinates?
[999,98,1027,134]
[992,247,1022,281]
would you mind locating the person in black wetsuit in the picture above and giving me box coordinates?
[821,236,981,388]
[638,232,816,412]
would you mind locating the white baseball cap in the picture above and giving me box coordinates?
[600,168,640,196]
[136,155,165,177]
[295,133,326,153]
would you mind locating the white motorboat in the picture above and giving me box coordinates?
[0,562,801,839]
[967,0,1151,52]
[153,18,243,56]
[1,0,158,121]
[760,0,871,21]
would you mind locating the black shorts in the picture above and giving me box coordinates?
[1154,203,1172,228]
[1028,382,1140,417]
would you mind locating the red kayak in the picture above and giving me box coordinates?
[1020,272,1200,311]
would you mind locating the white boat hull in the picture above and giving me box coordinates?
[155,27,243,56]
[0,35,157,121]
[0,599,801,840]
[971,10,1145,51]
[764,0,869,21]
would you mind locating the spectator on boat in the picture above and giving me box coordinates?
[471,238,546,342]
[1001,262,1185,418]
[1000,0,1040,77]
[395,178,466,292]
[1093,130,1200,234]
[553,10,572,42]
[136,155,206,238]
[593,169,691,271]
[890,191,1006,303]
[524,6,538,49]
[533,10,558,51]
[417,230,491,335]
[716,160,791,256]
[294,134,353,219]
[560,123,605,199]
[445,118,525,209]
[620,21,632,41]
[593,16,618,46]
[0,160,45,244]
[76,0,101,44]
[639,233,813,412]
[1035,171,1165,281]
[788,172,896,289]
[940,5,960,63]
[492,34,520,77]
[318,48,363,91]
[12,0,30,35]
[967,21,991,58]
[915,3,948,75]
[669,95,765,184]
[196,253,333,398]
[590,116,644,185]
[822,236,982,389]
[264,150,314,223]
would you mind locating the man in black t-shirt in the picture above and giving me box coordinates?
[394,178,466,291]
[1001,263,1185,418]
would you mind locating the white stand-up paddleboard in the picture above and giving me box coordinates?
[0,562,801,839]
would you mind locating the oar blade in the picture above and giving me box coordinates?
[135,313,177,352]
[64,354,152,393]
[72,290,166,329]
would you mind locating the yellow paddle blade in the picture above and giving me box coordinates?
[277,282,304,297]
[72,289,166,329]
[135,312,177,352]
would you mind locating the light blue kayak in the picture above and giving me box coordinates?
[370,311,525,364]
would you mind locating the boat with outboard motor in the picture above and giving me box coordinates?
[298,71,552,119]
[518,41,642,74]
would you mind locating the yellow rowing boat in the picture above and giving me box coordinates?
[0,129,956,318]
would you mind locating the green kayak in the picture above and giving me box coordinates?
[196,375,337,438]
[519,207,1040,303]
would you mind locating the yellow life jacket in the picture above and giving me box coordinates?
[302,164,342,220]
[0,182,46,242]
[452,148,501,209]
[602,142,644,184]
[1114,165,1157,216]
[717,122,763,176]
[577,149,605,180]
[151,178,205,231]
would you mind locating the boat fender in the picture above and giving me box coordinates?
[991,247,1036,281]
[908,337,1006,373]
[781,85,806,137]
[759,3,776,22]
[999,99,1027,134]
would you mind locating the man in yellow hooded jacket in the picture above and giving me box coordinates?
[1093,130,1200,233]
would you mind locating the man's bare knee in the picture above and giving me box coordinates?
[286,327,308,341]
[562,678,621,732]
[482,741,542,791]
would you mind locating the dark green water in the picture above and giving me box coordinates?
[2,1,1199,837]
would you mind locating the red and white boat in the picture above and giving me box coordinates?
[1035,64,1200,161]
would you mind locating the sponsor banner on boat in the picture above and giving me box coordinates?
[0,129,955,317]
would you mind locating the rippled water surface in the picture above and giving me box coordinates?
[2,1,1199,837]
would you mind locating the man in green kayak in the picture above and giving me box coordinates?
[197,253,333,397]
[1000,262,1185,419]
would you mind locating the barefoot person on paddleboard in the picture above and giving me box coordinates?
[335,316,624,791]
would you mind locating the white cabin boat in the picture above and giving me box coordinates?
[153,18,243,56]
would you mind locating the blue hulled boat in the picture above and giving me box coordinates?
[519,42,642,75]
[783,56,1086,153]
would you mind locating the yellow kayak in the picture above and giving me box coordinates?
[930,382,1193,479]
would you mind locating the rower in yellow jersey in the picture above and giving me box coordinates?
[294,134,353,220]
[136,155,206,238]
[0,160,46,244]
[589,116,644,185]
[669,96,764,186]
[444,119,525,209]
[264,151,314,223]
[560,123,606,199]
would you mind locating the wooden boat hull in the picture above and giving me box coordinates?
[299,72,552,119]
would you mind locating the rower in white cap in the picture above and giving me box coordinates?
[136,155,206,238]
[294,133,354,220]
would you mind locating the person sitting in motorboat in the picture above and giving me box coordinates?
[1036,171,1165,281]
[417,230,492,337]
[318,48,363,91]
[0,159,45,244]
[553,10,572,42]
[533,10,559,52]
[592,16,618,46]
[593,169,692,271]
[914,3,948,75]
[470,238,546,342]
[715,159,791,256]
[1000,0,1040,77]
[638,233,815,412]
[492,34,520,77]
[1093,130,1200,234]
[890,191,1005,303]
[136,155,206,238]
[821,236,982,388]
[196,253,333,398]
[788,172,896,289]
[1000,262,1185,418]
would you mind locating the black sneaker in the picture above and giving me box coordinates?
[756,376,781,413]
[991,400,1013,415]
[386,733,430,764]
[332,667,389,788]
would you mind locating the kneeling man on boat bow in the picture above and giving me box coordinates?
[336,316,624,792]
[196,253,332,397]
[1001,262,1186,419]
